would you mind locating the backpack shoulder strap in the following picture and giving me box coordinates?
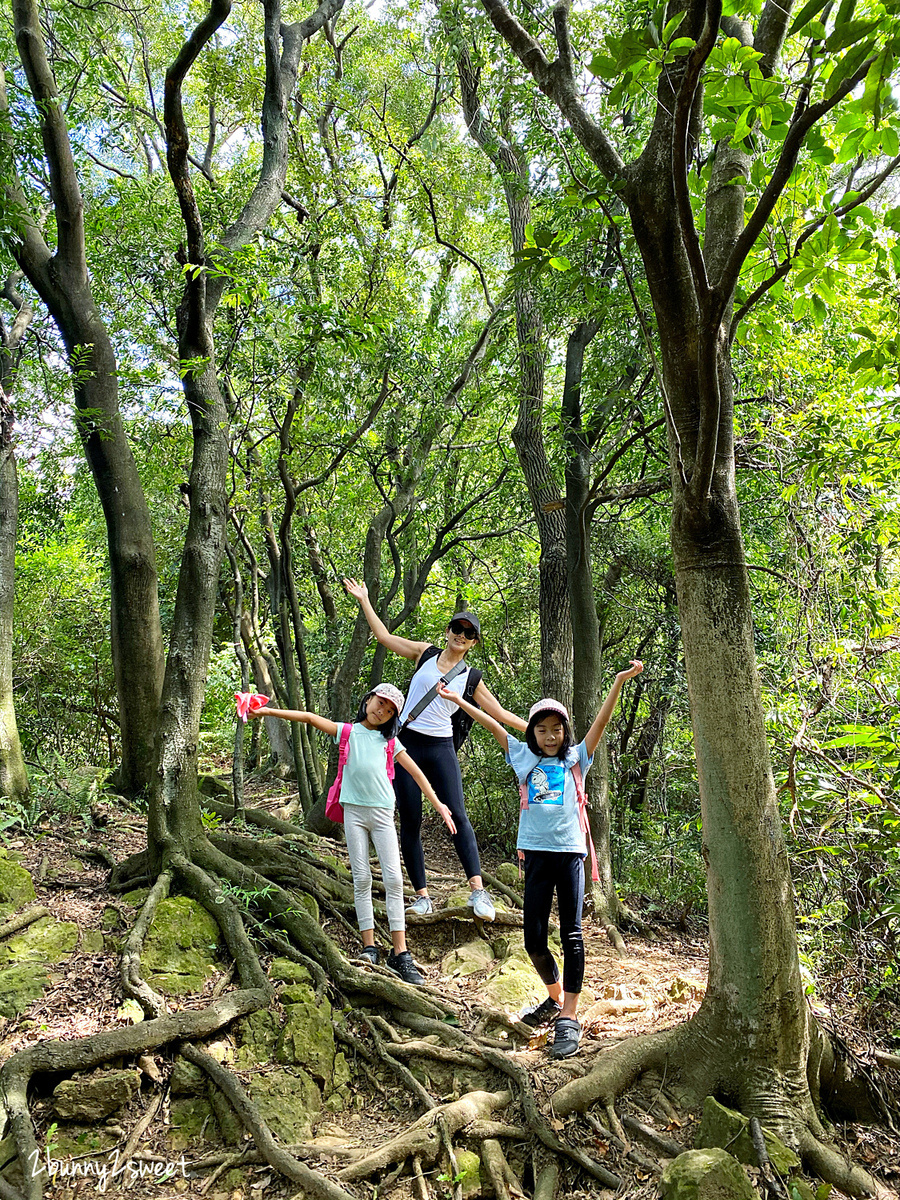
[412,645,441,675]
[337,722,352,768]
[386,737,396,781]
[463,668,482,704]
[571,761,599,883]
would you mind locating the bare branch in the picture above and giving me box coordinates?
[12,0,86,276]
[479,0,625,183]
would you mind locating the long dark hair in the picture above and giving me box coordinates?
[525,708,574,759]
[355,691,400,741]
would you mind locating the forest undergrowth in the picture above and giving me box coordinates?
[0,769,898,1200]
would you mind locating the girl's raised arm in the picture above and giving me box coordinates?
[583,660,644,757]
[250,705,339,739]
[437,684,510,754]
[473,679,529,732]
[342,578,429,662]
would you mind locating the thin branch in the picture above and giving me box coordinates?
[672,0,720,302]
[717,49,881,301]
[730,151,900,337]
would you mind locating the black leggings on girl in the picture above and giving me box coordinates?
[393,729,482,891]
[523,850,585,995]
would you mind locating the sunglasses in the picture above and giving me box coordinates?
[449,621,477,639]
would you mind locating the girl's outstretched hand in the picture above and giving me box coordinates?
[618,660,644,681]
[342,577,367,602]
[236,693,269,722]
[436,683,460,704]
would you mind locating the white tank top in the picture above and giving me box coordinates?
[400,651,469,738]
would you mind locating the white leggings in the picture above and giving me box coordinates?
[343,805,406,933]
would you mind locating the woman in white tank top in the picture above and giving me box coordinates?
[343,578,527,920]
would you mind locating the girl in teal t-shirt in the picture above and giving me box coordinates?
[250,685,456,984]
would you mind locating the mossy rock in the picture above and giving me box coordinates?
[481,962,540,1012]
[0,962,52,1018]
[454,1149,482,1197]
[142,896,227,995]
[276,986,336,1082]
[80,929,105,955]
[100,906,124,931]
[168,1097,220,1151]
[247,1068,322,1142]
[661,1149,756,1200]
[0,917,79,967]
[120,888,149,908]
[441,940,495,977]
[269,957,313,985]
[53,1070,140,1121]
[47,1124,118,1161]
[234,1009,281,1068]
[170,1056,207,1096]
[493,862,522,889]
[0,853,35,917]
[695,1097,801,1175]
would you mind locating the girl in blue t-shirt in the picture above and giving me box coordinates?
[250,685,456,985]
[439,661,642,1057]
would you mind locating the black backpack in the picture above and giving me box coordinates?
[411,645,483,751]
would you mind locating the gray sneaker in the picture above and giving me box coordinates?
[406,894,433,916]
[549,1017,581,1059]
[467,887,496,921]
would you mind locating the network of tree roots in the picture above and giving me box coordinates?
[0,783,898,1200]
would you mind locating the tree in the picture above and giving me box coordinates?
[0,268,31,802]
[477,0,900,1189]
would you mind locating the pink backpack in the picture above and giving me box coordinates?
[325,724,396,823]
[519,761,599,882]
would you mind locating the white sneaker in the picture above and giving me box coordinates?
[467,888,495,921]
[406,894,433,916]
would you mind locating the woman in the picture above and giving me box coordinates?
[343,578,526,920]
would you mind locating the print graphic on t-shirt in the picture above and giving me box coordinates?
[528,763,564,805]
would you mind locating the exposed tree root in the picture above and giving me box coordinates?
[119,870,172,1018]
[336,1091,512,1181]
[179,1043,360,1200]
[481,1136,522,1200]
[0,988,268,1200]
[533,1161,558,1200]
[0,907,50,941]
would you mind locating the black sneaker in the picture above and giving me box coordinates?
[359,945,380,966]
[386,950,425,986]
[549,1017,581,1059]
[520,997,563,1028]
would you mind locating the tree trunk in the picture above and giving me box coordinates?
[2,21,165,798]
[562,320,621,931]
[455,44,571,704]
[0,409,28,802]
[0,276,31,802]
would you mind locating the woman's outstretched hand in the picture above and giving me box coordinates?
[436,802,457,834]
[342,577,368,602]
[617,660,644,681]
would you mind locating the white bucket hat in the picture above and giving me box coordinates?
[527,698,570,723]
[373,683,405,714]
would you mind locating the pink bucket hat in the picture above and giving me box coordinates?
[528,698,570,723]
[373,683,405,714]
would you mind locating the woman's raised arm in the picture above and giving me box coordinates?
[342,578,429,662]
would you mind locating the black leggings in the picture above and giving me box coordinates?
[393,729,482,891]
[523,850,585,995]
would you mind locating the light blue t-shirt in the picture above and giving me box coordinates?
[506,736,593,855]
[333,723,405,809]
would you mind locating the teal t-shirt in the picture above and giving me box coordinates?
[333,723,405,809]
